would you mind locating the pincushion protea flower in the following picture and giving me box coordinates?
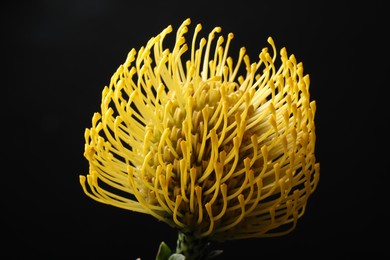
[80,18,320,259]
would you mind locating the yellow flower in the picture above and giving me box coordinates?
[80,18,320,242]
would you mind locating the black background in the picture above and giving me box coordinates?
[3,0,389,259]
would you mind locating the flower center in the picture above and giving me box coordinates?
[140,74,262,234]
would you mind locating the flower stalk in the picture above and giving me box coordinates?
[155,231,222,260]
[176,231,211,260]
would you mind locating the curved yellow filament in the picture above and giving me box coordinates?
[213,184,228,221]
[201,203,215,237]
[195,186,203,225]
[215,194,246,233]
[173,195,186,228]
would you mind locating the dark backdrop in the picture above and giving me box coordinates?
[3,0,388,259]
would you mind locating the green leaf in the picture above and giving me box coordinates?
[168,253,185,260]
[156,241,172,260]
[205,249,223,259]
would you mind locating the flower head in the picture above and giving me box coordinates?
[80,18,320,242]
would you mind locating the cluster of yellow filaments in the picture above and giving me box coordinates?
[80,18,320,242]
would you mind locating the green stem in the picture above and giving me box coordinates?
[175,231,210,260]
